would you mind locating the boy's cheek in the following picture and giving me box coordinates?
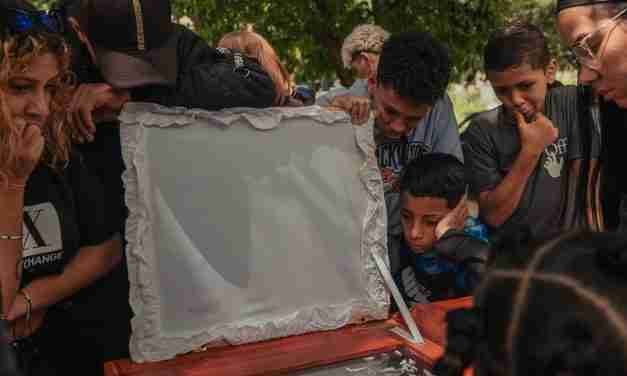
[403,228,437,255]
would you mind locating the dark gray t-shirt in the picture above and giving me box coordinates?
[375,94,463,236]
[462,86,593,236]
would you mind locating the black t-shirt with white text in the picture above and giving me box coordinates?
[22,152,116,286]
[462,86,592,236]
[21,151,132,366]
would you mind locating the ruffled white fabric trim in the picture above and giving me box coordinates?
[120,103,389,362]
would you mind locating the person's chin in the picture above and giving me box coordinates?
[408,244,428,254]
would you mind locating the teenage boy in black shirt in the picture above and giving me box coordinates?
[462,22,595,237]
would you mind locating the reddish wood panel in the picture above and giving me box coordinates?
[105,297,474,376]
[408,297,473,346]
[105,321,405,376]
[402,297,474,375]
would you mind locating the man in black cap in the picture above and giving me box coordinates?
[556,0,627,231]
[54,0,276,140]
[55,0,275,230]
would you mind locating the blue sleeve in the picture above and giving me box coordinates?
[428,94,464,162]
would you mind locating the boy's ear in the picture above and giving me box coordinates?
[545,58,558,84]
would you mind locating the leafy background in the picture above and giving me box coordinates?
[34,0,573,121]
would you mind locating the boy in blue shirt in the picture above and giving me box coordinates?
[393,153,490,305]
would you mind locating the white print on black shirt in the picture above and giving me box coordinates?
[543,137,567,179]
[401,266,430,305]
[377,142,431,192]
[22,203,63,270]
[376,142,431,172]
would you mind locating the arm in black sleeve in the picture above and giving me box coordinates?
[432,230,491,293]
[170,25,276,110]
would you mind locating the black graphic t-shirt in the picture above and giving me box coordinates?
[462,86,597,237]
[21,151,116,288]
[21,151,132,367]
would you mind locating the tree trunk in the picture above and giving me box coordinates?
[309,0,354,86]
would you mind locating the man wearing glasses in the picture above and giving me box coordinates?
[557,0,627,231]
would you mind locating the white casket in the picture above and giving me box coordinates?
[119,104,390,362]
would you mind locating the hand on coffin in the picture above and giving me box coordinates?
[328,94,371,125]
[68,83,130,143]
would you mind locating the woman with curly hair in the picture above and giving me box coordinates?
[433,230,627,376]
[0,1,127,374]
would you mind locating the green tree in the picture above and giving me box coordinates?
[31,0,51,9]
[173,0,559,85]
[31,0,565,84]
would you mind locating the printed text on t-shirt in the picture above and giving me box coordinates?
[22,202,63,269]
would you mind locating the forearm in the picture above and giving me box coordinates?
[0,189,25,317]
[10,235,122,319]
[479,150,540,227]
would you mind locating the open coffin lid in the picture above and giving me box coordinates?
[120,104,393,362]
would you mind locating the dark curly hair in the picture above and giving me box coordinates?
[376,31,451,107]
[484,21,551,72]
[434,230,627,376]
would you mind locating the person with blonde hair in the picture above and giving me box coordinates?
[341,24,389,81]
[317,24,389,107]
[0,1,128,374]
[219,30,299,106]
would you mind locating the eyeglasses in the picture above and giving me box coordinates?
[569,6,627,70]
[6,7,63,35]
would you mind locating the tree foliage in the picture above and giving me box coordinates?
[33,0,564,85]
[172,0,561,85]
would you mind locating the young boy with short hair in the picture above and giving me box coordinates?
[393,153,489,305]
[462,22,595,237]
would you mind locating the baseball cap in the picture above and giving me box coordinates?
[86,0,178,88]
